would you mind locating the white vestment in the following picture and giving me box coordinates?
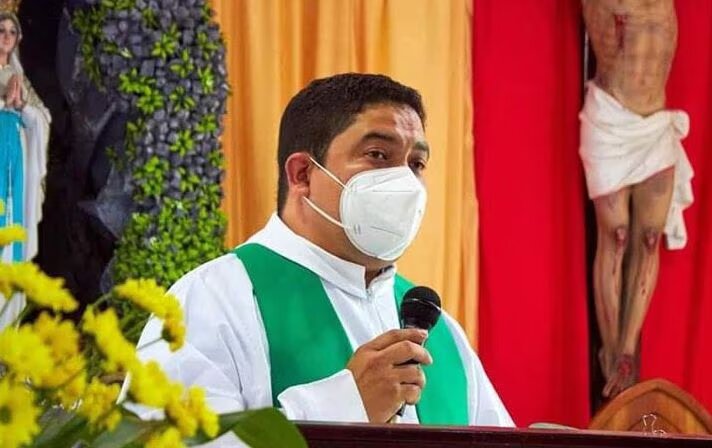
[126,214,513,446]
[579,81,694,250]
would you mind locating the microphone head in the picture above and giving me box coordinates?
[400,286,442,331]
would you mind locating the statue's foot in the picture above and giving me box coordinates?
[602,353,637,398]
[598,347,615,381]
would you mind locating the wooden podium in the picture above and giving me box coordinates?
[297,423,712,447]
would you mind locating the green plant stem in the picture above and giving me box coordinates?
[93,292,113,309]
[122,316,150,341]
[135,336,163,352]
[10,301,33,327]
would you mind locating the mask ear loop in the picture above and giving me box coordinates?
[309,156,347,188]
[303,197,345,229]
[302,156,348,229]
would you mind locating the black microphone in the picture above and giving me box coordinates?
[394,286,442,419]
[400,286,442,331]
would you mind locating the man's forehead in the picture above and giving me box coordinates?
[345,109,430,157]
[353,103,425,133]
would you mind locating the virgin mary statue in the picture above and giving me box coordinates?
[0,4,52,327]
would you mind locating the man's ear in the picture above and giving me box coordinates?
[284,152,312,197]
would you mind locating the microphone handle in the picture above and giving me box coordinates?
[394,331,425,419]
[395,402,407,419]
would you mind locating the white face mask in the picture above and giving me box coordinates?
[304,157,427,261]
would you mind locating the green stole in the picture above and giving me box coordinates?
[233,243,469,425]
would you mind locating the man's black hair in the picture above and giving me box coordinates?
[276,73,426,213]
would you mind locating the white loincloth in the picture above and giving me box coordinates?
[579,81,694,250]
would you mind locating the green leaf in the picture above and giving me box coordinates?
[119,47,133,59]
[142,8,159,28]
[186,408,307,448]
[32,409,89,448]
[88,413,164,448]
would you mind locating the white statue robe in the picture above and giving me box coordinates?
[0,60,51,329]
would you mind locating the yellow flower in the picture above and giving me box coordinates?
[103,408,122,432]
[186,387,219,438]
[114,279,176,318]
[0,199,4,214]
[114,279,186,351]
[128,361,175,408]
[33,312,81,359]
[164,385,219,438]
[0,379,41,448]
[0,225,26,247]
[53,358,87,408]
[162,314,185,351]
[82,307,138,372]
[78,378,121,431]
[166,390,198,437]
[145,426,186,448]
[0,263,15,298]
[9,263,77,312]
[0,325,54,385]
[30,313,87,404]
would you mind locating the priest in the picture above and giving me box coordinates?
[131,73,513,429]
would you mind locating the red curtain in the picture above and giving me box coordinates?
[473,0,590,427]
[641,0,712,413]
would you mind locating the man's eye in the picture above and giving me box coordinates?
[367,150,387,160]
[410,160,427,172]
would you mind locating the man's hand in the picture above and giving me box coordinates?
[346,328,432,423]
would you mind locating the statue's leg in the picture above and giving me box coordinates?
[592,187,631,383]
[604,166,675,398]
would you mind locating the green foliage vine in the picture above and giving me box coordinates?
[72,0,229,338]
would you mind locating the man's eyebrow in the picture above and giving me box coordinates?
[359,132,430,156]
[414,140,430,156]
[359,131,401,145]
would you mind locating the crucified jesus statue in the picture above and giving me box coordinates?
[580,0,693,398]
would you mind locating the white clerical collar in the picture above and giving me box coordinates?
[246,213,396,300]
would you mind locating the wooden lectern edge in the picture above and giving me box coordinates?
[296,421,712,447]
[589,378,712,432]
